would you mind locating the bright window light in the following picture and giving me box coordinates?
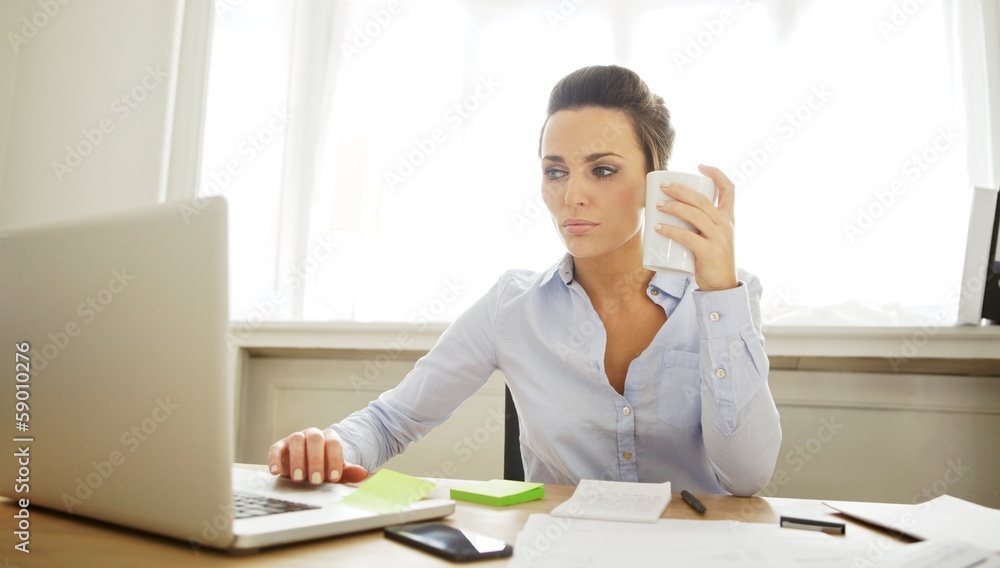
[201,0,971,327]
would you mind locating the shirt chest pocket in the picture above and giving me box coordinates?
[656,350,702,433]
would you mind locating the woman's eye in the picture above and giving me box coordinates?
[544,168,567,180]
[593,166,617,178]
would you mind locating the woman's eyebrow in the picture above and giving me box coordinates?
[542,152,623,164]
[583,152,623,162]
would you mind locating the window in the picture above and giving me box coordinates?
[201,0,982,327]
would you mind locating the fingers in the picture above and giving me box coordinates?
[324,429,346,483]
[288,430,307,482]
[267,438,288,476]
[653,163,738,291]
[268,427,360,485]
[340,464,370,484]
[657,184,725,238]
[654,163,736,237]
[697,163,736,221]
[304,428,327,484]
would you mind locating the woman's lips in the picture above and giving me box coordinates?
[563,219,598,234]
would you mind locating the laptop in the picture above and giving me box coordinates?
[0,196,454,552]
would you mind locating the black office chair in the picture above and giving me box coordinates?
[503,385,525,481]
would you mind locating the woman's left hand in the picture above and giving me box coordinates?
[654,164,738,292]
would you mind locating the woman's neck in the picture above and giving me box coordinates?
[572,233,654,307]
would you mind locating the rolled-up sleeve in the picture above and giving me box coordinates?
[693,275,782,496]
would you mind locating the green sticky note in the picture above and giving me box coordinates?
[340,469,438,514]
[450,479,545,507]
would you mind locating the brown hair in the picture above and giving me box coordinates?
[539,65,675,172]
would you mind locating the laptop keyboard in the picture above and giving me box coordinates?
[232,491,320,519]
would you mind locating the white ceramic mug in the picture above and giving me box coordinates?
[643,171,717,275]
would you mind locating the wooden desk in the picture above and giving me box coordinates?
[1,472,909,567]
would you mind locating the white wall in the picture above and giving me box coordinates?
[238,349,1000,508]
[0,0,211,229]
[234,324,1000,507]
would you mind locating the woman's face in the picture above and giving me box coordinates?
[540,107,647,261]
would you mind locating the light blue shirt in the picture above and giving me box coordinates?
[332,254,782,496]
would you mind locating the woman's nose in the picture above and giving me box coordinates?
[564,176,588,207]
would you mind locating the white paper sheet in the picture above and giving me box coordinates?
[549,479,671,523]
[877,538,1000,568]
[509,514,869,568]
[823,494,1000,553]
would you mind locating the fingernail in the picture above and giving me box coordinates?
[661,182,672,188]
[329,469,341,482]
[293,468,303,481]
[656,200,666,207]
[269,464,278,474]
[311,471,321,484]
[655,223,664,231]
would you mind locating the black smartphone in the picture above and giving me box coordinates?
[384,522,513,562]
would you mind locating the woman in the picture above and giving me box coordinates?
[268,65,781,496]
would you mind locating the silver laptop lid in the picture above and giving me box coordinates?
[1,196,236,548]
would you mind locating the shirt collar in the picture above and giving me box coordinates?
[539,253,691,298]
[649,270,692,299]
[538,253,575,287]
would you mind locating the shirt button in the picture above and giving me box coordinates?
[623,407,631,416]
[715,368,727,379]
[709,311,720,321]
[623,452,633,460]
[650,288,659,296]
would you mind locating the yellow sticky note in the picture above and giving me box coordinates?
[340,469,437,514]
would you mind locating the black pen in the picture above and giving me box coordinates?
[680,490,706,514]
[779,516,846,535]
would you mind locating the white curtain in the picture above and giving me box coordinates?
[953,0,1000,187]
[203,0,990,326]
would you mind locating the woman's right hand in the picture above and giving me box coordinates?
[267,427,369,485]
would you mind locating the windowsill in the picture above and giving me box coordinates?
[231,321,1000,361]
